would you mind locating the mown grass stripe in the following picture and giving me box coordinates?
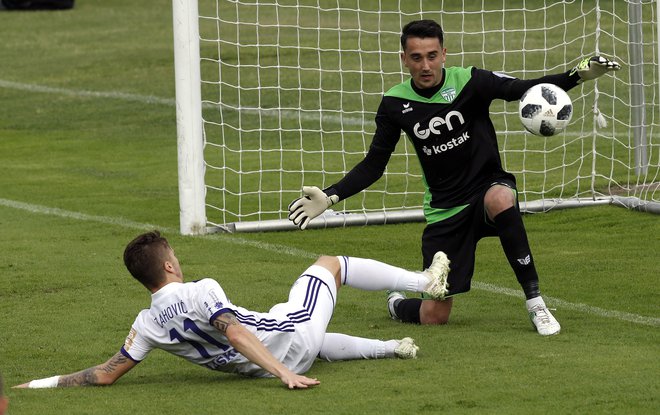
[2,196,657,328]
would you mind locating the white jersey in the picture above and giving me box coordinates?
[121,266,336,377]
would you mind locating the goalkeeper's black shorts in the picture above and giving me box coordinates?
[421,179,517,297]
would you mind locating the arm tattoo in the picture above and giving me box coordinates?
[213,312,239,334]
[58,352,128,387]
[58,368,98,387]
[101,353,129,375]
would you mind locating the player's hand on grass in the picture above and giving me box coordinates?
[288,186,339,230]
[573,56,621,83]
[280,373,320,389]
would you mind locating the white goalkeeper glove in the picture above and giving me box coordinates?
[572,56,621,83]
[288,186,339,230]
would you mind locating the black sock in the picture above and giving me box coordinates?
[521,280,540,300]
[394,298,423,324]
[493,207,541,300]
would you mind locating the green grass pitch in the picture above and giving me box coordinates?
[0,1,658,414]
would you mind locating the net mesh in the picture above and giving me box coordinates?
[193,0,659,228]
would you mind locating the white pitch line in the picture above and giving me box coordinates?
[0,79,367,127]
[8,78,656,137]
[0,197,316,261]
[474,281,660,328]
[2,197,658,328]
[0,198,163,232]
[0,79,176,106]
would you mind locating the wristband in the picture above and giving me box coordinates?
[28,375,60,389]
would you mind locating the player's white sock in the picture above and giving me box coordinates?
[526,295,546,310]
[318,333,397,361]
[337,256,430,292]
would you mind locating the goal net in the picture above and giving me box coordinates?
[173,0,660,234]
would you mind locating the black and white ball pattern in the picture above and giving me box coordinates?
[519,83,573,136]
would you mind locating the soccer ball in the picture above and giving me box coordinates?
[518,83,573,136]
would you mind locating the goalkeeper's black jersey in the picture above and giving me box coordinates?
[327,66,579,222]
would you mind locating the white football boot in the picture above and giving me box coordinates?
[386,291,406,320]
[423,251,451,300]
[527,297,561,336]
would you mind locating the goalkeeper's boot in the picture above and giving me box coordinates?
[527,298,561,336]
[387,291,406,320]
[423,251,451,300]
[394,337,419,359]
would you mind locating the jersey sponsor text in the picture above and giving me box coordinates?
[421,132,470,156]
[413,110,465,139]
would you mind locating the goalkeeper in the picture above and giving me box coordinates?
[288,19,620,335]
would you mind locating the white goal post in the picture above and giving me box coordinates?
[173,0,660,235]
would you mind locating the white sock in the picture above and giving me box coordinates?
[526,296,546,310]
[318,333,397,361]
[337,256,430,292]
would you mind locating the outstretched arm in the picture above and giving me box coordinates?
[14,351,137,388]
[496,55,621,101]
[287,142,394,230]
[213,312,320,389]
[287,99,400,230]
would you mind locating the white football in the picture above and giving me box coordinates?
[518,83,573,136]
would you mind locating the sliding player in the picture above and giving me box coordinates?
[16,231,450,389]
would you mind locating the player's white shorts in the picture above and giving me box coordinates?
[265,264,337,374]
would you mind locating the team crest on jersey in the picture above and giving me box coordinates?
[441,87,456,102]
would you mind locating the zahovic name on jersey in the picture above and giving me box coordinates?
[153,300,189,328]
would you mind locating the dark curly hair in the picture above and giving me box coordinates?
[123,231,172,289]
[401,20,444,51]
